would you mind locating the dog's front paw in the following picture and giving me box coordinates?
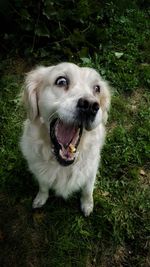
[81,198,94,217]
[32,192,48,209]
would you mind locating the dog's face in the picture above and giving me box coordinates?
[24,63,111,166]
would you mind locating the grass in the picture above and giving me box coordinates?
[0,5,150,267]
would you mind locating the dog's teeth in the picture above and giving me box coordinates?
[69,144,76,153]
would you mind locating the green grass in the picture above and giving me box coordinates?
[1,62,149,267]
[0,6,150,267]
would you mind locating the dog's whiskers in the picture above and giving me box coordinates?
[48,110,58,122]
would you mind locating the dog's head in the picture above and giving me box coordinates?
[23,62,111,166]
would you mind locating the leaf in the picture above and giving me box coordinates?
[140,169,146,176]
[114,52,124,59]
[33,211,45,223]
[35,23,50,38]
[101,191,110,197]
[80,57,91,64]
[20,9,31,20]
[43,7,57,20]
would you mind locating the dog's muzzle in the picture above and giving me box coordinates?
[50,98,99,166]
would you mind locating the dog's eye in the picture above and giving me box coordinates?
[94,85,101,93]
[55,76,69,87]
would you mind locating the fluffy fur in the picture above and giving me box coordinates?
[20,62,111,216]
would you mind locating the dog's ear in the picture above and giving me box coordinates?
[23,66,53,121]
[100,81,111,124]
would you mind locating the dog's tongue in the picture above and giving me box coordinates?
[55,120,77,146]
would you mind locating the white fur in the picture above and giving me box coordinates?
[20,62,111,216]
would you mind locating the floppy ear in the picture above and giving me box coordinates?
[100,81,111,124]
[23,66,52,121]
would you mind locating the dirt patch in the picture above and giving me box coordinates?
[129,88,148,113]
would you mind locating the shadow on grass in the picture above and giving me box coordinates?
[1,155,116,267]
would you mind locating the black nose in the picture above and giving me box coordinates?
[77,98,99,116]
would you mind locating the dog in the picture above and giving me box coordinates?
[20,62,111,216]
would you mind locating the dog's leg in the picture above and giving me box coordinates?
[81,177,95,217]
[33,182,49,209]
[80,154,100,217]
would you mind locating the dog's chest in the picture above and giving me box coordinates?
[41,128,102,198]
[45,158,88,199]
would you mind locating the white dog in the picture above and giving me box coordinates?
[20,62,111,216]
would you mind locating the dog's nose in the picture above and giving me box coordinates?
[77,98,99,116]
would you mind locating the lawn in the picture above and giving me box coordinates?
[0,4,150,267]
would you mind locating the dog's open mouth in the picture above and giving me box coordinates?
[50,119,82,166]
